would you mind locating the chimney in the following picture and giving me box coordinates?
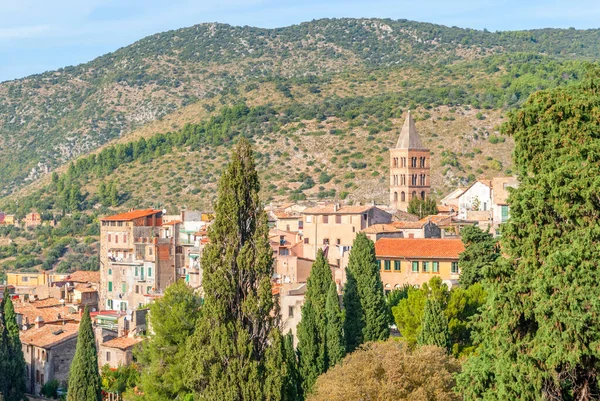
[333,203,338,212]
[34,316,44,329]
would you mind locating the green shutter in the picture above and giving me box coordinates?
[384,260,391,271]
[122,282,126,293]
[108,282,113,292]
[148,267,152,277]
[433,261,439,273]
[394,260,401,271]
[412,261,419,272]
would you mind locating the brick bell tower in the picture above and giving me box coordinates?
[390,111,431,211]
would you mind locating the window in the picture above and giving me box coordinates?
[115,234,118,244]
[147,286,152,293]
[323,238,329,245]
[412,191,417,199]
[421,191,426,200]
[336,238,341,245]
[451,262,459,274]
[378,260,383,270]
[412,261,419,272]
[120,302,127,312]
[135,266,138,276]
[106,352,111,362]
[394,260,401,271]
[393,192,398,202]
[108,282,113,292]
[107,299,113,309]
[393,157,398,168]
[335,215,342,224]
[108,234,111,242]
[135,285,139,294]
[323,215,329,224]
[304,238,309,244]
[384,260,391,271]
[148,246,153,255]
[117,221,123,227]
[123,234,127,243]
[306,215,313,223]
[148,267,152,277]
[401,192,406,202]
[22,276,28,283]
[433,261,439,273]
[121,282,126,293]
[501,205,509,222]
[299,221,304,229]
[288,306,294,318]
[422,261,429,272]
[108,269,112,275]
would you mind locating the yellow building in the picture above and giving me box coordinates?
[375,238,465,290]
[7,272,68,287]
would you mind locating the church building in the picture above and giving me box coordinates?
[389,111,431,211]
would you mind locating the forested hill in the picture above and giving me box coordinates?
[1,18,599,198]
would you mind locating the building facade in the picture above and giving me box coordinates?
[99,209,183,312]
[375,238,465,290]
[390,111,431,211]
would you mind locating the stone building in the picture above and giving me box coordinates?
[99,209,184,312]
[98,336,143,368]
[389,111,431,211]
[20,322,79,394]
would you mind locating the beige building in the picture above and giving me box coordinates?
[375,238,465,290]
[302,204,392,272]
[278,283,307,346]
[20,322,79,394]
[99,209,184,312]
[98,336,143,368]
[390,111,431,211]
[491,176,519,230]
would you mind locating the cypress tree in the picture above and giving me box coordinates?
[184,138,281,400]
[325,282,345,366]
[457,67,600,400]
[2,295,26,401]
[417,297,449,351]
[346,233,389,343]
[283,332,301,401]
[458,225,500,287]
[342,268,363,352]
[0,318,9,401]
[67,307,101,401]
[297,250,334,394]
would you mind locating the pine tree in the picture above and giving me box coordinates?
[417,297,449,351]
[457,67,600,400]
[67,307,101,401]
[347,233,389,343]
[134,280,201,400]
[297,250,334,394]
[184,138,282,400]
[2,295,26,401]
[325,282,345,366]
[342,268,363,353]
[458,225,500,287]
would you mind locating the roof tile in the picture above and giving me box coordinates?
[375,238,465,259]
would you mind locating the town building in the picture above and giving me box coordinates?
[20,322,79,394]
[24,212,42,228]
[375,238,465,290]
[389,111,431,211]
[301,203,391,272]
[278,283,307,346]
[99,209,184,312]
[98,336,143,368]
[491,176,519,229]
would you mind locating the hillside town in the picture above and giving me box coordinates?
[0,112,517,396]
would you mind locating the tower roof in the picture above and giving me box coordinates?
[396,111,425,149]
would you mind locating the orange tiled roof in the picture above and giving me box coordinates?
[417,215,453,225]
[273,211,300,219]
[163,220,183,226]
[375,238,465,259]
[15,302,80,324]
[20,323,79,349]
[67,271,100,284]
[102,336,143,350]
[101,209,162,221]
[29,298,62,308]
[74,284,97,293]
[437,205,455,213]
[362,223,403,234]
[303,204,375,215]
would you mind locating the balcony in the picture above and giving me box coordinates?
[108,257,143,266]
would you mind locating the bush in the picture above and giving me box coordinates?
[41,379,60,398]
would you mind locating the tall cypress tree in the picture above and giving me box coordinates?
[458,67,600,400]
[417,297,449,351]
[283,332,301,401]
[458,225,500,288]
[346,233,389,344]
[325,282,345,366]
[0,317,9,401]
[2,295,26,401]
[342,268,363,352]
[184,138,282,400]
[67,307,101,401]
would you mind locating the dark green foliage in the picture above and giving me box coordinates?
[67,307,101,401]
[342,268,363,353]
[184,138,280,400]
[1,294,26,401]
[458,66,600,400]
[264,329,302,401]
[134,280,201,400]
[346,233,389,344]
[458,225,500,287]
[41,379,60,398]
[325,282,345,367]
[446,283,486,357]
[417,297,449,351]
[282,333,302,401]
[385,284,411,325]
[407,197,438,219]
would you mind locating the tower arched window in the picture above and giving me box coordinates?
[393,157,398,168]
[401,192,406,202]
[420,157,426,168]
[421,191,426,200]
[394,192,398,202]
[412,191,417,199]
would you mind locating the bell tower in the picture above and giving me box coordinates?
[390,111,431,211]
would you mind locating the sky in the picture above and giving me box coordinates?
[1,0,600,82]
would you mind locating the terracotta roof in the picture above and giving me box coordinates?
[418,215,453,225]
[390,221,426,229]
[102,336,143,350]
[392,210,420,222]
[302,204,376,215]
[362,223,403,234]
[74,284,97,293]
[101,209,162,222]
[20,323,79,349]
[375,238,465,259]
[15,302,79,325]
[67,271,100,284]
[437,205,455,213]
[163,220,183,226]
[395,111,426,150]
[273,211,300,219]
[29,298,62,308]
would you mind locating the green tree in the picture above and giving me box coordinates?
[134,280,201,400]
[67,307,101,401]
[458,225,500,287]
[458,67,600,400]
[446,283,486,357]
[392,286,426,345]
[325,282,345,367]
[407,197,438,218]
[346,233,389,344]
[1,294,26,401]
[342,268,363,352]
[184,138,282,400]
[282,332,302,401]
[417,297,449,351]
[0,306,10,401]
